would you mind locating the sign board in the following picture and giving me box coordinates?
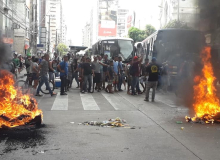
[98,0,118,36]
[3,37,13,44]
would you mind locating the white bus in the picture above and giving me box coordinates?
[92,37,135,62]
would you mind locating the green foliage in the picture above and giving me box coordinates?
[145,24,156,37]
[128,27,144,43]
[163,20,193,29]
[128,24,156,43]
[57,43,68,56]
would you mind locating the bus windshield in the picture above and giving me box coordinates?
[118,40,133,59]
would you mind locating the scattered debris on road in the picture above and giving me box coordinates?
[176,121,183,124]
[79,117,131,128]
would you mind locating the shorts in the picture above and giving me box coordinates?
[93,73,101,83]
[113,75,118,84]
[49,72,54,82]
[32,73,38,80]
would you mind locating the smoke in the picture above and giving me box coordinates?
[0,41,12,67]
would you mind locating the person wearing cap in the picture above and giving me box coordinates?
[57,55,69,95]
[12,52,20,69]
[131,55,143,95]
[144,57,160,102]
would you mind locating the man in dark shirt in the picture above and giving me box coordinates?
[144,57,160,102]
[82,57,94,93]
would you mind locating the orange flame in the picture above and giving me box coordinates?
[0,70,43,128]
[193,47,220,120]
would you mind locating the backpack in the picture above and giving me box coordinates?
[129,65,135,76]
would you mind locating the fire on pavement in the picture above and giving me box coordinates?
[186,47,220,124]
[0,70,43,129]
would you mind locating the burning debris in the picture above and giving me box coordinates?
[80,117,129,128]
[0,70,43,129]
[186,47,220,124]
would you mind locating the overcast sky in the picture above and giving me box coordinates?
[62,0,160,45]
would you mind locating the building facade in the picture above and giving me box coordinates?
[159,0,200,29]
[117,8,129,37]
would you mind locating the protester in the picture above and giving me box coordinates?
[72,58,79,88]
[118,56,123,91]
[32,58,39,89]
[106,60,114,93]
[98,55,104,90]
[82,57,94,93]
[79,56,86,92]
[92,56,101,92]
[140,59,149,92]
[144,57,160,102]
[25,53,32,74]
[12,52,20,69]
[67,55,74,90]
[125,59,132,95]
[49,59,56,87]
[53,52,61,77]
[113,56,119,92]
[102,54,109,89]
[18,54,23,74]
[57,55,68,95]
[131,56,143,95]
[36,54,56,97]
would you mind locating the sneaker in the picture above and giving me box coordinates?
[144,99,149,102]
[76,86,79,88]
[81,91,85,94]
[60,92,67,95]
[35,94,43,97]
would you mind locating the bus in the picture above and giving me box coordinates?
[139,29,205,77]
[92,37,135,62]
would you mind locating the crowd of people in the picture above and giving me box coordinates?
[3,51,173,102]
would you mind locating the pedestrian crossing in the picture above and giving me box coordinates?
[36,91,137,111]
[80,93,100,110]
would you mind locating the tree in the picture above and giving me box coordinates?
[163,20,192,29]
[57,43,68,56]
[145,24,156,37]
[128,27,145,43]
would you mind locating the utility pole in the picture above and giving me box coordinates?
[47,15,50,54]
[34,0,38,55]
[29,0,33,55]
[177,0,180,22]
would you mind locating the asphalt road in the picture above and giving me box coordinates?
[0,75,220,160]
